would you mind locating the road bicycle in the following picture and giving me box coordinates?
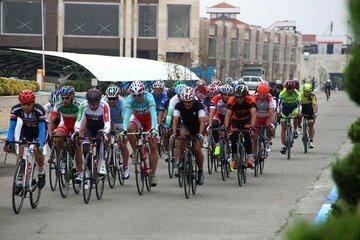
[167,133,176,179]
[254,125,269,176]
[231,129,249,187]
[47,138,58,191]
[9,140,41,214]
[55,135,81,198]
[284,115,295,160]
[107,130,124,188]
[212,127,230,181]
[301,114,313,154]
[79,135,107,204]
[126,130,152,196]
[206,131,216,175]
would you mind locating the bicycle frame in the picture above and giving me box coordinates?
[284,115,295,160]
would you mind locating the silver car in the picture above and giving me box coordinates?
[236,76,264,90]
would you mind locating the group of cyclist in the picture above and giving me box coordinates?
[4,75,318,194]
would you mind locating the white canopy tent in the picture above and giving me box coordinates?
[12,48,199,82]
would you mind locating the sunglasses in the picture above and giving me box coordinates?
[62,96,70,100]
[21,102,33,107]
[222,93,232,96]
[108,97,117,101]
[183,100,193,104]
[134,94,143,97]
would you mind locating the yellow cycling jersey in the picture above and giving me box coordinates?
[300,91,317,105]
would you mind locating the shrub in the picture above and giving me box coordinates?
[348,118,360,143]
[62,80,87,92]
[0,77,39,96]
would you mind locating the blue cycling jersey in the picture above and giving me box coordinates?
[106,96,125,125]
[152,91,167,113]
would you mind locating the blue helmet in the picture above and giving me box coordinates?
[175,84,187,95]
[59,85,75,96]
[49,90,60,105]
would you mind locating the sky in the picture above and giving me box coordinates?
[200,0,349,36]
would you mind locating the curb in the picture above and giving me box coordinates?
[313,186,339,224]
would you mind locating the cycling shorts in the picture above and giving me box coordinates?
[254,117,270,134]
[129,114,158,141]
[280,106,298,124]
[56,124,73,136]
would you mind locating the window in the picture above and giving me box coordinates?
[263,44,269,62]
[64,3,119,36]
[208,37,216,58]
[244,30,251,41]
[264,32,270,43]
[231,40,238,59]
[209,25,216,36]
[2,0,42,34]
[168,5,190,38]
[138,5,157,37]
[243,41,250,60]
[274,33,280,44]
[231,29,238,39]
[273,45,280,63]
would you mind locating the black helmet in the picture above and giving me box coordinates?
[167,87,176,100]
[86,88,101,104]
[234,84,248,98]
[269,81,276,88]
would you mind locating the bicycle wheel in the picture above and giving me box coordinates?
[207,135,214,175]
[223,141,230,178]
[236,145,243,187]
[167,136,175,178]
[107,145,116,188]
[12,159,26,214]
[259,139,265,175]
[135,149,144,195]
[286,126,292,160]
[303,120,308,154]
[219,139,227,181]
[30,160,41,209]
[183,152,191,199]
[114,146,124,185]
[95,172,105,200]
[58,149,70,198]
[145,148,152,192]
[191,156,197,195]
[254,137,261,177]
[48,146,58,191]
[178,166,183,188]
[82,153,92,204]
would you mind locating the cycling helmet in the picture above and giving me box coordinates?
[208,83,219,93]
[327,79,331,83]
[49,90,60,105]
[129,81,145,95]
[257,83,270,95]
[212,79,222,87]
[303,83,312,92]
[175,83,187,95]
[269,81,276,88]
[219,84,233,94]
[86,88,102,104]
[198,79,206,86]
[153,80,165,89]
[167,87,176,99]
[284,80,295,90]
[233,84,248,98]
[105,84,120,98]
[18,89,36,103]
[174,80,185,87]
[59,85,75,96]
[180,87,195,102]
[237,78,245,85]
[225,77,233,85]
[275,80,283,85]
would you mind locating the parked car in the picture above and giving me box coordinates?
[235,76,265,90]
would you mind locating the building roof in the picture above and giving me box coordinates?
[302,34,316,42]
[207,1,240,14]
[210,2,237,8]
[11,49,199,82]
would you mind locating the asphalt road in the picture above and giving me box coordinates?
[0,90,358,240]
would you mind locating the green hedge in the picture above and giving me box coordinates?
[348,118,360,143]
[61,80,88,92]
[0,77,39,96]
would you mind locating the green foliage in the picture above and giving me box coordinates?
[329,198,354,217]
[0,77,39,96]
[332,144,360,208]
[286,214,360,240]
[344,46,360,105]
[62,80,87,92]
[348,118,360,142]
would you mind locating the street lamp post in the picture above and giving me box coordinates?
[41,0,45,82]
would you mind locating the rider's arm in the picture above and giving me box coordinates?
[198,109,206,135]
[224,109,232,129]
[208,107,216,126]
[172,111,180,134]
[48,111,59,137]
[250,107,256,127]
[74,102,86,132]
[102,101,111,134]
[146,94,157,130]
[36,105,47,146]
[7,110,18,142]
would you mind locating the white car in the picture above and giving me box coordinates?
[236,76,265,90]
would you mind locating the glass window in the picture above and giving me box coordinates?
[208,37,216,58]
[263,44,269,62]
[138,5,157,37]
[168,5,190,38]
[243,41,250,60]
[231,40,238,59]
[2,0,42,34]
[273,45,280,63]
[64,3,119,36]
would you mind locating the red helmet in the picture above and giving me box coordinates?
[257,83,270,94]
[284,80,295,90]
[18,89,35,103]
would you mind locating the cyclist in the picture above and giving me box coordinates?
[48,86,83,182]
[44,90,60,118]
[293,78,300,91]
[325,79,331,98]
[212,79,222,87]
[74,88,111,180]
[151,80,167,117]
[224,84,256,170]
[269,81,280,104]
[194,79,209,105]
[299,83,318,148]
[104,84,130,179]
[253,83,276,153]
[278,80,301,154]
[4,89,47,192]
[276,80,284,91]
[172,87,206,185]
[164,84,188,129]
[208,84,233,156]
[225,77,233,86]
[122,81,159,187]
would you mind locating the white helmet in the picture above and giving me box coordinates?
[129,81,145,95]
[180,87,195,102]
[219,84,233,95]
[153,80,165,89]
[327,79,331,83]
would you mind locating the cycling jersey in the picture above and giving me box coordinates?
[164,95,181,127]
[159,96,169,112]
[194,85,209,104]
[254,93,276,119]
[152,91,167,113]
[74,100,111,134]
[211,94,227,116]
[174,100,205,135]
[300,91,317,115]
[105,96,125,125]
[123,91,157,130]
[269,89,280,103]
[44,102,53,117]
[51,98,82,131]
[8,103,47,146]
[227,95,256,125]
[278,89,301,112]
